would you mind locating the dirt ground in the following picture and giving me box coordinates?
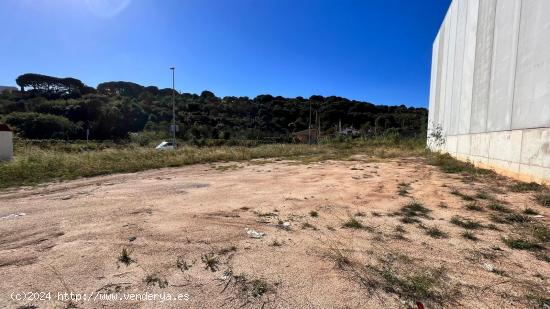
[0,156,548,308]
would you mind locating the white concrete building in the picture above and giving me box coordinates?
[428,0,550,184]
[0,124,13,161]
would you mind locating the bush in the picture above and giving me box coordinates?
[4,112,78,139]
[535,193,550,207]
[510,182,544,192]
[129,131,168,146]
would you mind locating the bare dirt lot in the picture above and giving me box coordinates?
[1,156,548,308]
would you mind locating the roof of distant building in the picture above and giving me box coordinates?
[0,124,12,131]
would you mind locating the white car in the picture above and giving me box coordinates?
[155,141,175,150]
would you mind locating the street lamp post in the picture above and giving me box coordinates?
[308,100,312,145]
[170,67,176,149]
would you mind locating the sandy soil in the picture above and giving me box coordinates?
[0,156,548,308]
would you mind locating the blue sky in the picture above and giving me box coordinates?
[0,0,450,107]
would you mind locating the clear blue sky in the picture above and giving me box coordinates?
[1,0,451,107]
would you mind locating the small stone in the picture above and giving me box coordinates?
[245,228,265,239]
[483,263,495,272]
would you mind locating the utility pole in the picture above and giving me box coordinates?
[308,101,312,145]
[314,110,318,144]
[317,109,321,141]
[170,67,177,149]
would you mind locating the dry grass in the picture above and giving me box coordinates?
[144,274,168,288]
[426,152,494,177]
[450,216,483,230]
[342,216,363,229]
[535,193,550,207]
[510,182,544,192]
[0,138,427,189]
[425,226,448,239]
[118,248,134,266]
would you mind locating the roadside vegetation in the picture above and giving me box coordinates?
[0,136,426,189]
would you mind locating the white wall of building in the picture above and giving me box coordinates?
[0,131,13,161]
[428,0,550,184]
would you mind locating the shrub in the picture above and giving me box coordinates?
[400,201,431,217]
[451,189,475,201]
[523,208,539,215]
[487,203,511,213]
[502,237,542,251]
[509,182,543,192]
[342,217,363,229]
[144,274,168,288]
[425,226,448,239]
[427,153,493,176]
[4,112,78,139]
[118,248,134,266]
[449,216,482,230]
[531,225,549,242]
[535,193,550,207]
[461,231,478,241]
[465,203,484,212]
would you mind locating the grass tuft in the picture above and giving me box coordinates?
[248,279,269,298]
[450,216,482,230]
[465,203,484,212]
[523,208,539,215]
[301,222,318,230]
[461,231,478,241]
[395,225,406,234]
[487,203,511,213]
[427,152,492,176]
[144,274,168,288]
[118,248,135,266]
[504,213,530,224]
[176,256,191,271]
[502,237,543,251]
[325,247,352,269]
[397,182,411,196]
[342,217,363,229]
[526,292,550,308]
[475,191,491,200]
[531,225,549,242]
[510,182,544,192]
[218,246,237,255]
[535,193,550,207]
[201,253,219,272]
[400,201,431,217]
[425,226,448,239]
[451,189,475,201]
[490,213,530,225]
[372,264,457,306]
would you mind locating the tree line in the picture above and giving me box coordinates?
[1,73,427,142]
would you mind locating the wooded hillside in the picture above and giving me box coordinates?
[1,73,427,142]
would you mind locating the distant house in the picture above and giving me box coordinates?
[0,86,18,93]
[339,126,360,136]
[293,128,320,144]
[0,124,13,161]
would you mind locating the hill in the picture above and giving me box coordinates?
[0,73,427,142]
